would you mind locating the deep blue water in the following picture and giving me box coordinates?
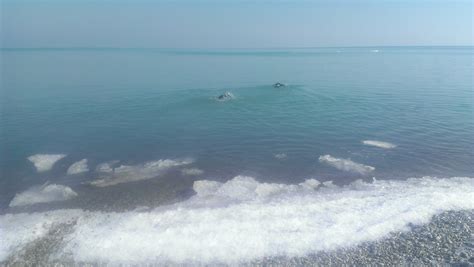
[1,46,473,207]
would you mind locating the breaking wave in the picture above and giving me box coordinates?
[1,176,473,264]
[27,154,67,172]
[8,184,78,207]
[319,155,375,175]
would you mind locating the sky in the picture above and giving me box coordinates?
[1,0,473,48]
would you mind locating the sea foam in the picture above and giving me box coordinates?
[319,155,375,175]
[27,154,66,172]
[67,159,89,175]
[362,140,397,149]
[90,159,193,187]
[1,176,473,264]
[9,184,78,207]
[0,209,83,261]
[95,160,120,173]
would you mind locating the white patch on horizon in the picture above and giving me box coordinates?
[274,153,287,160]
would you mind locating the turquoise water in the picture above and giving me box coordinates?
[1,46,473,204]
[1,47,474,264]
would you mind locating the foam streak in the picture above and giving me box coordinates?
[319,155,375,175]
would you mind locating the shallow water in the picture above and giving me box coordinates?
[1,47,473,264]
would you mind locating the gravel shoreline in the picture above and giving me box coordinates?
[253,210,474,266]
[3,210,473,266]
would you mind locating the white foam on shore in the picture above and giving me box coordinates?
[8,184,78,207]
[1,176,473,264]
[67,159,89,175]
[181,168,204,176]
[90,159,193,187]
[192,176,321,203]
[319,155,375,175]
[362,140,397,149]
[27,154,66,172]
[0,209,83,261]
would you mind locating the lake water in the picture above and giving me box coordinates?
[1,47,473,264]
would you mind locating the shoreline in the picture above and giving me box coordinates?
[2,207,473,265]
[254,210,474,266]
[4,210,473,265]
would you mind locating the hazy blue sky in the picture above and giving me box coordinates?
[1,0,473,48]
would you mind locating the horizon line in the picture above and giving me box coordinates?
[1,45,474,51]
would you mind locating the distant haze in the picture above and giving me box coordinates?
[1,0,473,48]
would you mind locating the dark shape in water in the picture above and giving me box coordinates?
[273,82,286,88]
[217,92,234,101]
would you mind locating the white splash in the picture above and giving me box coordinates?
[216,92,235,101]
[362,140,397,149]
[67,159,89,175]
[27,154,66,172]
[90,159,193,187]
[9,184,78,207]
[1,176,473,264]
[319,155,375,175]
[181,168,204,176]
